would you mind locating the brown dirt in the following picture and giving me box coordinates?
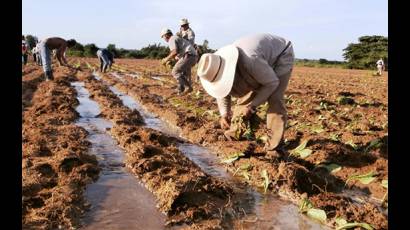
[22,66,100,229]
[76,73,241,228]
[76,57,387,229]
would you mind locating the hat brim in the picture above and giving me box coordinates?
[200,45,239,99]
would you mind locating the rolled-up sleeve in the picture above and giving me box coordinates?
[216,95,231,117]
[247,57,279,107]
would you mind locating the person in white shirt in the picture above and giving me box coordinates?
[376,58,385,76]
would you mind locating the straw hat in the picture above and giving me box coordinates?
[160,28,172,38]
[197,44,239,98]
[180,18,189,26]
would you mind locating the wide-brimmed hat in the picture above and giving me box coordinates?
[160,28,172,38]
[180,18,189,26]
[197,44,239,98]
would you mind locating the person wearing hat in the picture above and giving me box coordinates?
[38,37,77,81]
[197,33,294,157]
[179,18,195,45]
[160,28,197,95]
[96,48,114,73]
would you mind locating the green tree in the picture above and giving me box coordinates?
[107,44,119,58]
[343,35,388,69]
[83,43,99,57]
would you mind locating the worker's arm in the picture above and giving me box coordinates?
[216,96,232,129]
[56,45,68,66]
[163,49,177,63]
[188,30,195,44]
[246,57,280,108]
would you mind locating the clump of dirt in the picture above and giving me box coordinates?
[22,67,100,229]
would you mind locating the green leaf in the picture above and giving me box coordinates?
[358,177,376,185]
[299,198,313,213]
[221,152,245,164]
[299,149,313,158]
[291,140,313,158]
[346,171,376,185]
[345,140,358,150]
[306,208,327,223]
[329,133,340,142]
[311,125,325,134]
[381,179,388,189]
[336,222,374,230]
[318,163,342,173]
[335,217,348,227]
[242,171,250,181]
[364,139,382,152]
[240,163,253,171]
[261,169,270,193]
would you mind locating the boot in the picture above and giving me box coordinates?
[45,70,54,81]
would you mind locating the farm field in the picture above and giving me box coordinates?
[22,58,388,229]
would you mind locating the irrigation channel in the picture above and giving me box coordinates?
[72,72,327,229]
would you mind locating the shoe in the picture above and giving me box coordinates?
[185,86,193,93]
[45,71,54,81]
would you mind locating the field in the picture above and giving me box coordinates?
[22,58,388,229]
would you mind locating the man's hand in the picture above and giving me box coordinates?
[161,58,168,65]
[243,105,255,120]
[220,115,231,130]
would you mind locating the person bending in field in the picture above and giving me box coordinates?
[160,28,197,95]
[96,48,114,73]
[38,37,76,81]
[196,33,294,159]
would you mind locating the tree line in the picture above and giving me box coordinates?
[23,34,387,70]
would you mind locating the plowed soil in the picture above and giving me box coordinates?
[78,57,388,229]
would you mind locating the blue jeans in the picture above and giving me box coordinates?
[39,41,52,72]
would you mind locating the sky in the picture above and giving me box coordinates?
[22,0,387,61]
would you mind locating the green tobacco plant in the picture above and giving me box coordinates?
[299,197,327,224]
[290,140,313,158]
[364,139,383,153]
[261,169,270,193]
[329,133,341,142]
[346,171,377,185]
[345,140,359,150]
[221,152,245,164]
[335,217,373,230]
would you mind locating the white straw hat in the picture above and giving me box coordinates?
[160,28,172,38]
[180,18,189,26]
[197,44,239,98]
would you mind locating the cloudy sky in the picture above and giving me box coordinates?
[22,0,387,61]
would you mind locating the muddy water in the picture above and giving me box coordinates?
[71,82,167,230]
[98,75,328,229]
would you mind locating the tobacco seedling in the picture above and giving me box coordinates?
[335,217,373,230]
[290,140,313,158]
[221,152,245,164]
[346,171,376,185]
[329,133,341,142]
[345,140,359,150]
[261,169,270,193]
[299,197,327,224]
